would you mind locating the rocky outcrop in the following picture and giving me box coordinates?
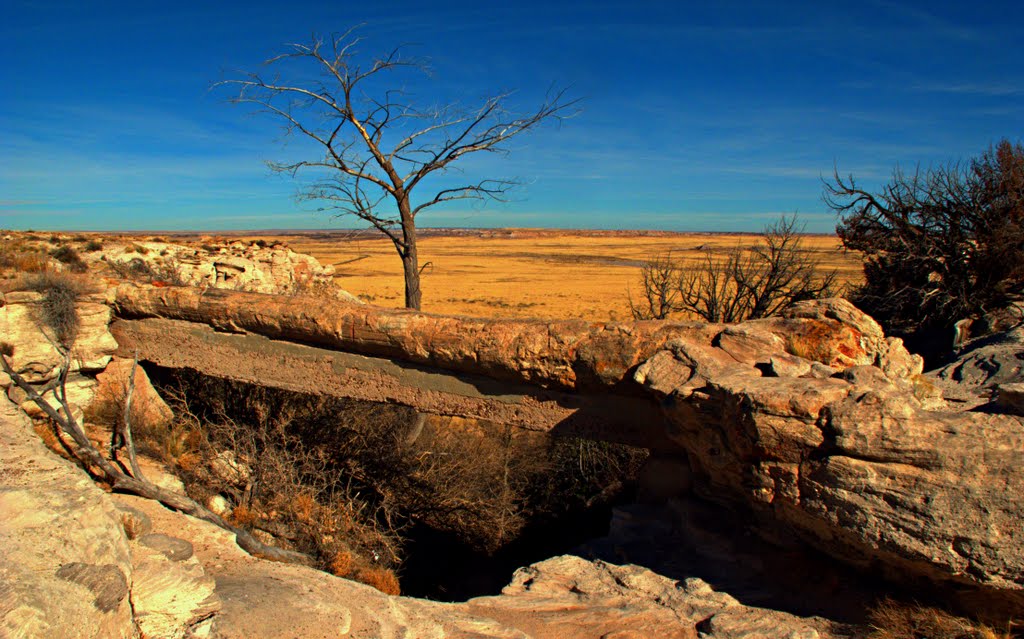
[108,285,1024,613]
[0,399,135,638]
[1,289,118,428]
[97,239,359,300]
[3,385,846,638]
[635,301,1023,617]
[467,555,837,639]
[116,489,841,639]
[92,356,174,430]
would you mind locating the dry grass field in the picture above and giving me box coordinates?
[253,229,863,321]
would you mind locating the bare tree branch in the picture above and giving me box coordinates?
[216,29,578,309]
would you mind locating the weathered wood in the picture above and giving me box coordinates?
[112,285,880,392]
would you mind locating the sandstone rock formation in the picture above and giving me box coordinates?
[0,399,135,639]
[467,555,836,639]
[0,289,117,384]
[97,239,359,300]
[2,377,846,638]
[92,356,174,431]
[1,289,118,427]
[635,300,1023,617]
[6,274,1022,630]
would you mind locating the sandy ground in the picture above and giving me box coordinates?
[269,229,862,321]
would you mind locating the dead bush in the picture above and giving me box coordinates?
[147,370,645,594]
[629,214,838,322]
[107,256,187,286]
[867,599,1016,639]
[148,375,405,582]
[20,271,83,349]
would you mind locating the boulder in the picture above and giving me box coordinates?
[92,356,174,430]
[467,555,835,639]
[129,535,220,639]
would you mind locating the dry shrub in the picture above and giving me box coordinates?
[107,257,187,286]
[50,245,87,273]
[0,237,50,274]
[354,566,401,596]
[83,239,103,252]
[19,271,83,349]
[230,504,258,526]
[150,374,406,579]
[629,215,838,321]
[148,371,645,592]
[868,600,1016,639]
[328,550,354,577]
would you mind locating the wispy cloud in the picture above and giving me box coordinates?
[909,81,1024,96]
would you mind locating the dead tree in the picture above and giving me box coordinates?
[216,29,577,310]
[630,215,838,322]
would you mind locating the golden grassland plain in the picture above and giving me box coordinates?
[244,229,864,322]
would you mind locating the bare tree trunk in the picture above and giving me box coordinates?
[400,203,422,310]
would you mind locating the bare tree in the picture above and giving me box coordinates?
[629,215,838,322]
[216,29,577,309]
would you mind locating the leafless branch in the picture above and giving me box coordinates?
[216,28,578,309]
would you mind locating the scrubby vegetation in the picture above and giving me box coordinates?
[106,256,187,286]
[50,245,87,273]
[0,237,50,274]
[131,371,645,595]
[629,215,838,321]
[19,271,85,349]
[827,139,1024,357]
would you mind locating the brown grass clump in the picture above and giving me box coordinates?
[0,237,50,274]
[867,599,1016,639]
[354,566,401,596]
[230,504,258,526]
[292,491,317,524]
[328,550,354,577]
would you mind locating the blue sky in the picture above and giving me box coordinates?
[2,1,1022,233]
